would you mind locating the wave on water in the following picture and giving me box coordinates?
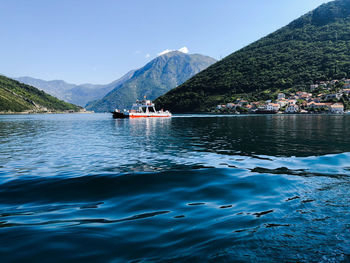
[1,114,350,262]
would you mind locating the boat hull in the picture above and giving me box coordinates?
[112,112,171,119]
[112,112,128,119]
[128,113,171,118]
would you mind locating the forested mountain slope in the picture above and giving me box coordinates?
[156,0,350,112]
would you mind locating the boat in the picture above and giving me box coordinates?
[112,99,172,119]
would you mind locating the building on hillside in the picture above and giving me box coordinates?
[285,104,299,113]
[296,91,312,99]
[343,79,350,84]
[266,103,280,112]
[277,93,286,99]
[302,93,312,99]
[287,99,297,105]
[325,93,341,101]
[309,98,321,103]
[237,100,248,106]
[330,103,344,114]
[226,103,236,109]
[251,102,263,109]
[341,89,350,95]
[244,104,253,111]
[277,99,288,108]
[307,102,330,109]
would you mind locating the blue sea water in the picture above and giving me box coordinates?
[0,113,350,262]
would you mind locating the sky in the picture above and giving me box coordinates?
[0,0,332,84]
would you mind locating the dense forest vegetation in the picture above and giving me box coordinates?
[155,0,350,112]
[0,75,81,112]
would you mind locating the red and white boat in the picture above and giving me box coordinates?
[112,99,172,119]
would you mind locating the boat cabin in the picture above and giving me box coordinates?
[130,100,157,113]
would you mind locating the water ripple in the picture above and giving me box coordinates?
[0,114,350,262]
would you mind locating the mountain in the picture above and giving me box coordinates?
[14,71,135,107]
[85,51,216,112]
[0,75,81,112]
[155,0,350,112]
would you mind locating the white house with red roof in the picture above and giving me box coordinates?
[285,104,299,113]
[330,103,344,114]
[266,103,280,112]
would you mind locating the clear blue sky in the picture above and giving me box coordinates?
[0,0,332,84]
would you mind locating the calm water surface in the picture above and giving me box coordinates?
[0,113,350,262]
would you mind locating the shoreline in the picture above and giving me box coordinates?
[0,111,94,115]
[172,111,350,115]
[208,112,349,116]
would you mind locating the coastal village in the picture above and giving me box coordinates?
[215,79,350,114]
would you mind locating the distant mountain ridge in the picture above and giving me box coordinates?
[15,70,136,107]
[155,0,350,112]
[86,51,216,112]
[0,75,81,112]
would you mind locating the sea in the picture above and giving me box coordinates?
[0,113,350,262]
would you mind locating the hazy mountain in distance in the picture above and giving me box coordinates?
[15,70,136,107]
[85,51,216,112]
